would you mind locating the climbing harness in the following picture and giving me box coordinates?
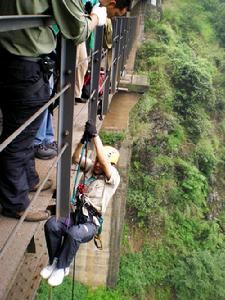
[70,140,104,250]
[71,140,88,300]
[70,138,104,300]
[94,216,103,250]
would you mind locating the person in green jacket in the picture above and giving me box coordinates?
[0,0,107,222]
[75,0,131,104]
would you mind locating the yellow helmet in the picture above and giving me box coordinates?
[103,145,120,165]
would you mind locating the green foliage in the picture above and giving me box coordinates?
[181,106,211,143]
[170,250,225,300]
[36,278,131,300]
[163,0,217,43]
[165,122,186,152]
[99,130,125,147]
[170,48,216,113]
[36,1,225,300]
[135,41,166,71]
[144,9,159,32]
[129,93,157,139]
[194,140,218,178]
[173,158,208,207]
[36,278,88,300]
[166,212,224,252]
[125,1,225,299]
[118,244,173,299]
[214,3,225,46]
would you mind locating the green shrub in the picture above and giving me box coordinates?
[170,50,216,114]
[170,250,225,300]
[194,140,218,178]
[165,122,186,152]
[36,278,88,300]
[135,41,166,71]
[99,130,125,147]
[118,244,173,299]
[36,278,131,300]
[181,106,211,143]
[214,3,225,46]
[174,158,208,207]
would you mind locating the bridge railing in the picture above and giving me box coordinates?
[0,14,138,258]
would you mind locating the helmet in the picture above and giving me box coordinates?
[103,145,120,165]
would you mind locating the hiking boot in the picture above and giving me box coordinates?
[45,141,57,152]
[34,143,57,160]
[75,97,88,104]
[2,208,50,222]
[40,258,58,279]
[48,267,70,286]
[30,179,53,192]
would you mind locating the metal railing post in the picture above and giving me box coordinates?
[111,18,122,94]
[102,67,111,115]
[88,26,104,124]
[56,38,76,218]
[117,18,127,82]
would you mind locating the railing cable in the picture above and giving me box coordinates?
[0,143,68,259]
[0,84,70,153]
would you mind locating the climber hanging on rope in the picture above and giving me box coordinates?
[40,120,120,286]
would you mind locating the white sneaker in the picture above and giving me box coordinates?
[48,267,69,286]
[40,258,58,279]
[65,267,70,276]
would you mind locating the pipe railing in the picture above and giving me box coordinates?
[0,14,138,257]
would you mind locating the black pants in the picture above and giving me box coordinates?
[0,51,50,213]
[44,215,98,269]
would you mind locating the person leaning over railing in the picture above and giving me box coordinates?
[75,0,132,104]
[75,0,99,104]
[0,1,107,222]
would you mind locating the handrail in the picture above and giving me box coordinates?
[0,15,54,32]
[0,84,70,152]
[0,143,68,259]
[0,13,138,257]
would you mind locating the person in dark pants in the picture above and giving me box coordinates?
[0,53,52,220]
[41,121,120,286]
[0,1,107,221]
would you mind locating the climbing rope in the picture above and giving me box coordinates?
[71,139,89,300]
[71,140,88,205]
[48,286,52,300]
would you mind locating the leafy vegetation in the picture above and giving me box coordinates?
[126,0,225,299]
[37,0,225,299]
[99,130,126,147]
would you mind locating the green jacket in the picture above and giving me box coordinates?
[0,0,92,57]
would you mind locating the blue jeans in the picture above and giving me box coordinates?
[44,215,99,268]
[34,109,54,145]
[34,73,54,145]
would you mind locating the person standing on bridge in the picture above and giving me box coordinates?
[40,120,120,286]
[75,0,132,104]
[0,1,107,221]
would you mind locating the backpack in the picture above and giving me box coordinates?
[81,70,105,99]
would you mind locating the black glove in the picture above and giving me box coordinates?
[85,120,97,139]
[84,1,93,14]
[80,131,90,144]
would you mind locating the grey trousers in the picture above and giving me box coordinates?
[44,215,99,269]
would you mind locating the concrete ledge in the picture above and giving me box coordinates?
[119,74,149,94]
